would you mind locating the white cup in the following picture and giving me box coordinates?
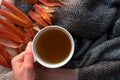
[32,25,74,68]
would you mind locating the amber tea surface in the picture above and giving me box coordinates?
[36,29,71,64]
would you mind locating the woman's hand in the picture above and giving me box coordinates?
[11,41,78,80]
[12,42,35,80]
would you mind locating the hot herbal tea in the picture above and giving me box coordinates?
[36,29,71,64]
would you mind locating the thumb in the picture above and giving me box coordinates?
[23,42,34,67]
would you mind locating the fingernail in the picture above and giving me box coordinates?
[25,41,32,54]
[28,41,32,47]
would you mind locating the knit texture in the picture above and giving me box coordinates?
[52,0,116,38]
[15,0,120,80]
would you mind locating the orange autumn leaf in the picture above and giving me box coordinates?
[28,10,48,26]
[33,4,52,25]
[2,0,33,25]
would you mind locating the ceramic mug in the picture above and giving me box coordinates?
[32,25,74,68]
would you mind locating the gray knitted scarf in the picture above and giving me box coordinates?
[16,0,120,80]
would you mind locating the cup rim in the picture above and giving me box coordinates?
[32,25,75,68]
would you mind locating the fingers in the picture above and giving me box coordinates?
[12,51,25,62]
[23,42,34,68]
[12,41,34,69]
[12,42,35,80]
[11,51,25,68]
